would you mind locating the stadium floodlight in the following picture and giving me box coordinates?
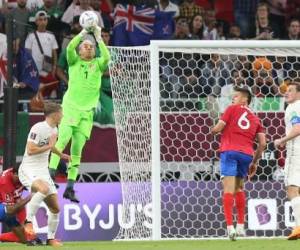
[109,40,300,240]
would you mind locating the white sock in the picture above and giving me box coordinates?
[291,196,300,226]
[47,212,60,239]
[26,192,46,222]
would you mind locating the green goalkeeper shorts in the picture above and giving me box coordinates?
[61,105,94,139]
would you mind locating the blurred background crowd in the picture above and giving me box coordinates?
[0,0,299,115]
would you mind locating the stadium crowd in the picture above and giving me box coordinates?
[0,0,299,112]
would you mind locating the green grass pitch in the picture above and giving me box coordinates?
[0,239,299,250]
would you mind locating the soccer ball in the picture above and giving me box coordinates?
[79,11,98,30]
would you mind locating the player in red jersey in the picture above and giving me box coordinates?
[211,86,266,241]
[0,167,38,244]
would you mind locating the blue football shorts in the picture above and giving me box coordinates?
[220,150,253,178]
[0,203,20,227]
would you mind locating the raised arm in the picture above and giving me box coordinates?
[66,30,87,65]
[93,26,111,71]
[97,40,111,71]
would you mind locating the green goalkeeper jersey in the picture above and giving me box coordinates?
[62,33,110,111]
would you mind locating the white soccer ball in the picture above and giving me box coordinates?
[79,11,98,30]
[272,168,285,182]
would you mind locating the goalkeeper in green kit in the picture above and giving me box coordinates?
[49,24,110,203]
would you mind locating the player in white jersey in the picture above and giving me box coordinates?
[18,102,70,247]
[274,81,300,240]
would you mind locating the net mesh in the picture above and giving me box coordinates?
[109,45,299,239]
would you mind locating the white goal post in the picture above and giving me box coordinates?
[109,40,300,240]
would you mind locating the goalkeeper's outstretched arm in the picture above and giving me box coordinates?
[66,29,87,65]
[94,26,111,71]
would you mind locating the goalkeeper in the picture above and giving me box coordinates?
[49,24,110,203]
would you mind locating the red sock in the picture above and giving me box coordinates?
[235,191,246,224]
[223,193,234,226]
[0,232,20,242]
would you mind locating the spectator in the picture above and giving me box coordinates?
[253,2,280,40]
[285,18,300,39]
[61,0,104,28]
[26,0,43,11]
[172,16,195,39]
[179,0,204,22]
[189,13,204,39]
[158,0,180,17]
[233,0,259,38]
[89,0,111,29]
[203,9,219,40]
[25,11,58,77]
[227,24,242,39]
[6,0,30,48]
[266,0,287,39]
[28,0,66,47]
[25,10,58,97]
[285,0,300,24]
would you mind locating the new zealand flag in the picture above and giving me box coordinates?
[15,47,39,92]
[112,4,155,46]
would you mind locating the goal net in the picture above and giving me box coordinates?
[109,41,300,240]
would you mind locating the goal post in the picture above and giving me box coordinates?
[110,40,300,240]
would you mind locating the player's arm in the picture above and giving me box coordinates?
[252,133,267,164]
[211,105,234,134]
[66,29,87,65]
[26,133,57,155]
[51,146,71,161]
[248,132,266,179]
[93,26,111,71]
[274,115,300,148]
[211,120,226,135]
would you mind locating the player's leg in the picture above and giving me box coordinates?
[25,179,49,236]
[234,152,253,237]
[235,178,246,236]
[11,225,27,244]
[220,151,237,240]
[44,193,62,247]
[287,185,300,240]
[49,121,73,177]
[64,129,87,202]
[0,206,27,244]
[64,112,92,202]
[285,156,300,240]
[0,208,29,243]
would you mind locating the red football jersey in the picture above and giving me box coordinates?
[0,168,23,205]
[219,104,264,156]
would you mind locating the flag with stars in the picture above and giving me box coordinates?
[152,10,176,40]
[15,47,40,92]
[112,4,155,46]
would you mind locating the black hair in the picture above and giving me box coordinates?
[234,86,252,105]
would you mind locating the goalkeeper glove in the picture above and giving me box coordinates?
[79,28,88,38]
[93,26,102,43]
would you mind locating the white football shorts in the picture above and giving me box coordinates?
[18,166,57,195]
